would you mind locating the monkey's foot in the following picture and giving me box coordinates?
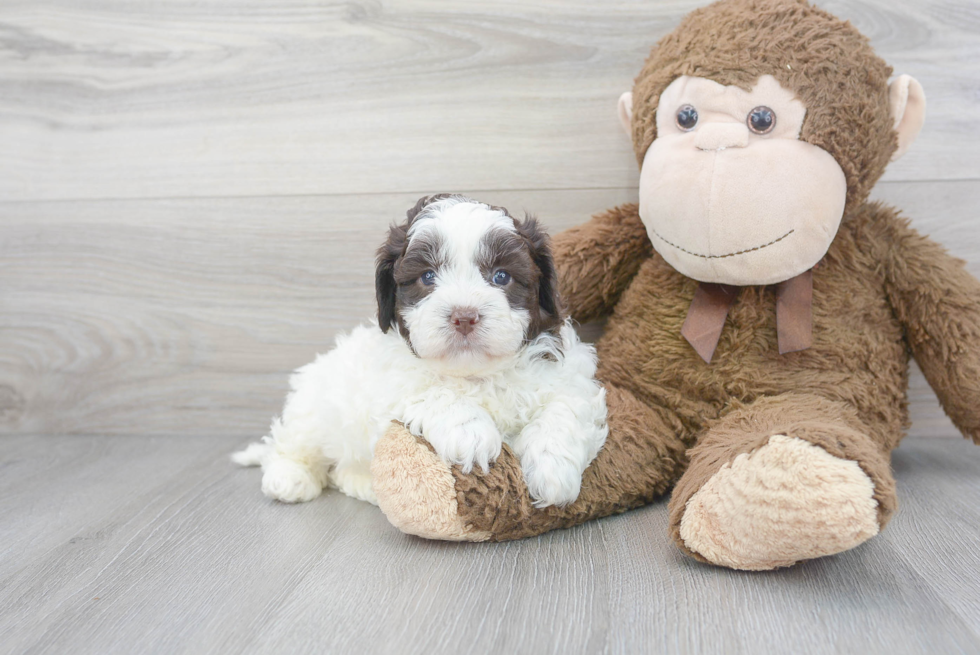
[373,399,689,543]
[371,424,492,542]
[676,435,880,570]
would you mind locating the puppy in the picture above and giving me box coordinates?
[233,194,607,508]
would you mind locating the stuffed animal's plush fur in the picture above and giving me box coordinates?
[368,0,980,569]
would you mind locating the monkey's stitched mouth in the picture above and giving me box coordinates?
[648,226,795,259]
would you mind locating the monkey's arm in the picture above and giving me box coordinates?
[872,205,980,443]
[552,203,654,323]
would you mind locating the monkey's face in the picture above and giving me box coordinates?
[634,75,847,286]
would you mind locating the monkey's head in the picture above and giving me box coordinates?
[621,0,925,286]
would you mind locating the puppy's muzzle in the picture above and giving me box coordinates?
[450,308,480,336]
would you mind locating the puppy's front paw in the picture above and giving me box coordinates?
[428,418,502,474]
[261,458,323,503]
[521,450,583,509]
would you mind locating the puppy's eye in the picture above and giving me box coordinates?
[676,104,698,131]
[748,106,776,134]
[491,270,511,286]
[420,270,436,286]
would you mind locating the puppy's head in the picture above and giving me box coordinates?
[376,194,562,369]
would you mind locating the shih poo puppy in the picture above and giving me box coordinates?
[233,194,607,508]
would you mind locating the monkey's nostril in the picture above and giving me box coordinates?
[450,308,480,336]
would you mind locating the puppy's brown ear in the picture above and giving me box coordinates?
[518,215,562,323]
[377,194,456,332]
[376,222,407,333]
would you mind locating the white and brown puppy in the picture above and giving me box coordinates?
[233,194,608,508]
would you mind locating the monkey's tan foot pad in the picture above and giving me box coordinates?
[678,435,880,570]
[371,423,491,542]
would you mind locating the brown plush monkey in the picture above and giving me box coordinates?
[369,0,980,569]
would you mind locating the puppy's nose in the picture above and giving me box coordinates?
[450,308,480,336]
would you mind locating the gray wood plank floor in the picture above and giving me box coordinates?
[2,435,979,655]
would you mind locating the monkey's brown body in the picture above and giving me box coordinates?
[574,204,911,459]
[555,200,980,564]
[370,0,980,569]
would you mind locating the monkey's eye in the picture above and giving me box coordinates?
[420,270,436,286]
[675,105,698,131]
[491,270,511,286]
[748,106,776,134]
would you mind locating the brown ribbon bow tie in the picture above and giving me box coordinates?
[680,269,813,363]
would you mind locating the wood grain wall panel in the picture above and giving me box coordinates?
[0,188,634,436]
[0,0,976,202]
[2,182,975,437]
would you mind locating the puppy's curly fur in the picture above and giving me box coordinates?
[234,195,608,508]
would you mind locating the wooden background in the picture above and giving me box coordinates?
[3,3,980,654]
[1,0,978,438]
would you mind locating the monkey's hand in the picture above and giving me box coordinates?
[873,206,980,444]
[552,203,653,323]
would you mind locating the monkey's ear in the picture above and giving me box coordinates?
[888,75,926,162]
[375,223,407,333]
[617,92,633,137]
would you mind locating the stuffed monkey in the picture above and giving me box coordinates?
[369,0,980,569]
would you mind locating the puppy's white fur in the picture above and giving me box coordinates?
[234,197,608,508]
